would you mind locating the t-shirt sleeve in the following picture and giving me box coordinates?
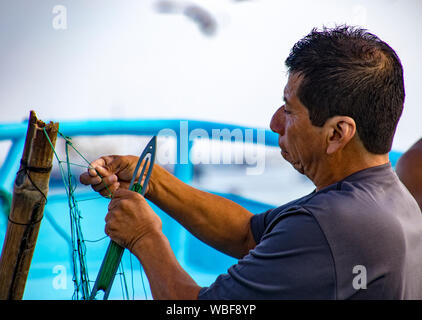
[249,208,273,244]
[198,211,336,299]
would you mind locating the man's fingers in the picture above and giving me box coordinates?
[112,187,133,199]
[80,158,110,186]
[80,155,146,199]
[90,164,111,179]
[87,158,107,175]
[111,188,145,203]
[91,174,117,191]
[79,172,102,186]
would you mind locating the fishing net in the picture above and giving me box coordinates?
[42,128,149,300]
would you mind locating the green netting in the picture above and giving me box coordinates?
[42,128,140,300]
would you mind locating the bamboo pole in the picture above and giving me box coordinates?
[0,111,58,300]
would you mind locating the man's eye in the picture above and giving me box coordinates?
[283,108,291,114]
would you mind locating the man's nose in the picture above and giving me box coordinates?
[270,106,285,135]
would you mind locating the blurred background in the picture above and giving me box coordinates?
[1,0,421,204]
[0,0,420,150]
[0,0,421,299]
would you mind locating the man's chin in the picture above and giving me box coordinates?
[281,154,304,174]
[291,161,305,174]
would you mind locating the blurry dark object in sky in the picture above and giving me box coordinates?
[155,1,217,36]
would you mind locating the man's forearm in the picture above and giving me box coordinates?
[146,165,256,259]
[132,230,201,300]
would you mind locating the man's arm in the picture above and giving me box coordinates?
[105,188,201,299]
[132,231,201,299]
[80,155,256,259]
[146,164,256,258]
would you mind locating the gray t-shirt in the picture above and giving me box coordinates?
[198,163,422,299]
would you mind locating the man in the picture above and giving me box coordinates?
[396,138,422,210]
[80,26,422,299]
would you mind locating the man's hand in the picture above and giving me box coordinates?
[79,155,151,197]
[105,188,162,252]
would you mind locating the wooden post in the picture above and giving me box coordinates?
[0,111,58,300]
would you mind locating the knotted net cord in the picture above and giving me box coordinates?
[42,128,148,300]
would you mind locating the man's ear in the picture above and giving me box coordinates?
[325,116,356,155]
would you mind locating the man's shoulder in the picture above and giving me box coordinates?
[298,164,411,216]
[261,163,418,241]
[274,164,419,245]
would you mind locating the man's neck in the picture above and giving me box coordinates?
[311,152,390,191]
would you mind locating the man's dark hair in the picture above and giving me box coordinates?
[285,25,405,154]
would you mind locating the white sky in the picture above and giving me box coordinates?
[0,0,421,151]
